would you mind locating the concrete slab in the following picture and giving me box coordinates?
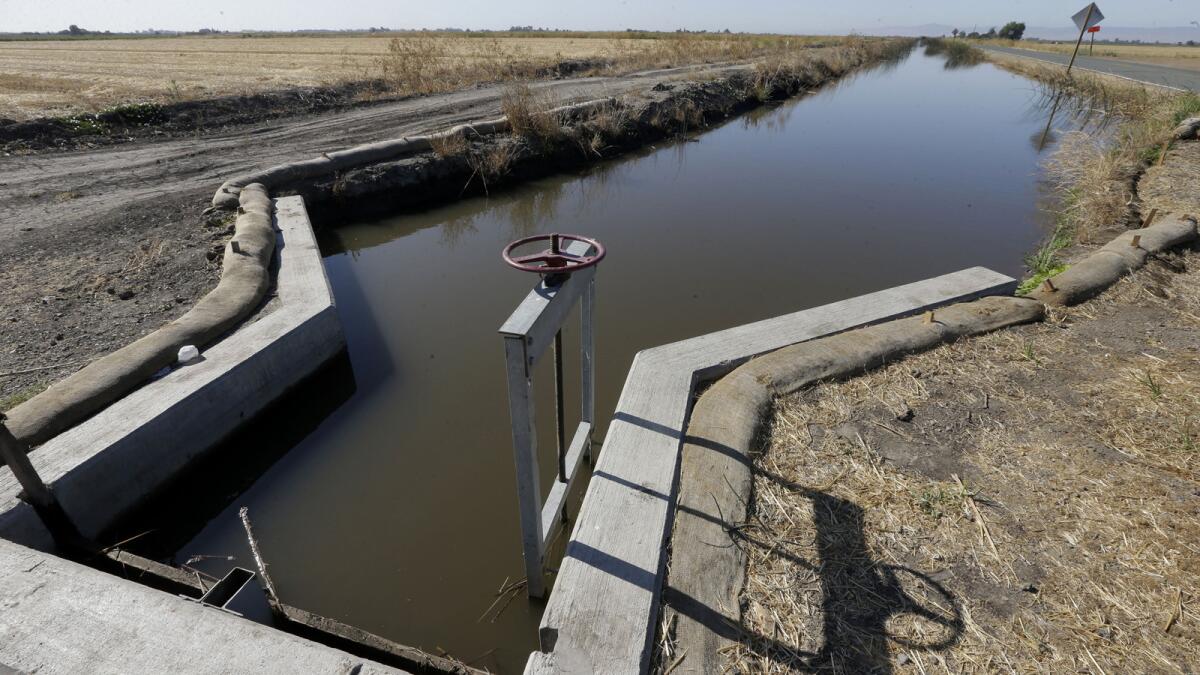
[0,536,407,674]
[0,196,390,673]
[0,196,344,548]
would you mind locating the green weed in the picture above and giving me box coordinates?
[1017,217,1074,295]
[915,484,969,520]
[0,382,49,413]
[1138,370,1164,399]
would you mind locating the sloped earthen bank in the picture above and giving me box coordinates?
[214,39,916,219]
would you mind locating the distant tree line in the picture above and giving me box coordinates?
[951,21,1025,41]
[60,25,103,35]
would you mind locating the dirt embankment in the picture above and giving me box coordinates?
[0,60,609,154]
[0,42,910,411]
[0,62,737,407]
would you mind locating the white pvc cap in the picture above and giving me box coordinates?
[177,345,200,364]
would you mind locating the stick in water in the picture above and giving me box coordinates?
[239,506,284,617]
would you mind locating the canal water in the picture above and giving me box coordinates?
[132,46,1074,671]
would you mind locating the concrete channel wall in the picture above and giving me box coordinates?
[0,196,342,547]
[0,196,383,672]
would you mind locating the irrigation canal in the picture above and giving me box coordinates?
[120,45,1076,672]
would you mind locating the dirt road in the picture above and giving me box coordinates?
[0,63,740,403]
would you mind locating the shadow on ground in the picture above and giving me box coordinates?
[665,465,964,673]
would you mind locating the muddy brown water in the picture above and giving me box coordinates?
[125,49,1075,672]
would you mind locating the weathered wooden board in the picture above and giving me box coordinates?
[526,267,1016,673]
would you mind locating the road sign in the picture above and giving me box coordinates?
[1087,26,1101,33]
[1068,3,1104,73]
[1072,3,1104,32]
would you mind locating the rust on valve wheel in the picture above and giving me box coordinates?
[502,233,606,275]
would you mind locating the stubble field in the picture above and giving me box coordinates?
[0,32,827,120]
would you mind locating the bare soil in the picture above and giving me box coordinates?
[0,62,743,407]
[731,145,1200,672]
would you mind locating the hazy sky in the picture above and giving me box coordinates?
[2,0,1198,34]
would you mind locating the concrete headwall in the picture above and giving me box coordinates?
[0,196,343,548]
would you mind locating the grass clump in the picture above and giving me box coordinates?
[501,82,566,147]
[1170,92,1200,126]
[61,113,107,135]
[99,101,165,125]
[466,141,520,191]
[573,101,630,156]
[0,382,49,413]
[1017,217,1074,295]
[375,33,540,95]
[429,130,469,158]
[914,484,969,520]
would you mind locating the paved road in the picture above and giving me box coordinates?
[983,45,1200,92]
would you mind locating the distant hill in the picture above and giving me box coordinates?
[865,24,1200,44]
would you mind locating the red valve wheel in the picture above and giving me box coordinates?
[502,233,606,275]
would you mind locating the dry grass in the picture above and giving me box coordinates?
[466,140,520,190]
[500,82,566,147]
[980,39,1200,70]
[745,37,912,102]
[995,58,1199,239]
[988,54,1200,291]
[731,248,1200,673]
[573,101,630,156]
[428,130,468,158]
[0,32,842,120]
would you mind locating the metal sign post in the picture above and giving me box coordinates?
[1068,3,1104,73]
[498,233,605,598]
[1088,25,1100,56]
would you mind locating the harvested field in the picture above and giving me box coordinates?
[0,33,831,120]
[730,144,1200,673]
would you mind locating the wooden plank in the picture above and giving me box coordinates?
[528,267,1017,673]
[502,336,546,599]
[540,421,593,548]
[279,603,483,674]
